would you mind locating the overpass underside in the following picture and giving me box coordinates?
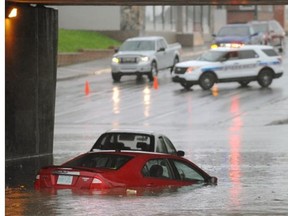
[5,0,288,5]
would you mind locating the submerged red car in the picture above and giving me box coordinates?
[34,151,217,194]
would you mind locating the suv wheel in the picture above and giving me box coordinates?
[148,61,158,81]
[199,73,216,90]
[112,73,121,82]
[257,69,273,88]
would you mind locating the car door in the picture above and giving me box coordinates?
[155,39,167,69]
[237,50,260,77]
[141,158,188,187]
[218,51,243,79]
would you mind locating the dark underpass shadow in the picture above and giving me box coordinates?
[5,155,53,189]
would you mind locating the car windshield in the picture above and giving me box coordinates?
[218,26,249,36]
[252,23,268,33]
[119,40,155,51]
[92,132,155,152]
[63,153,132,170]
[197,50,227,62]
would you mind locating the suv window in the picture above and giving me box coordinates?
[156,137,167,153]
[238,50,259,59]
[163,136,177,154]
[261,49,279,57]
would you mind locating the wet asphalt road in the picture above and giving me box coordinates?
[6,46,288,215]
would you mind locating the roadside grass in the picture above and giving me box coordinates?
[58,29,121,53]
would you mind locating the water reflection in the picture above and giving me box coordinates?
[112,86,120,114]
[229,96,242,207]
[143,86,151,117]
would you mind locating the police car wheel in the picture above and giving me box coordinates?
[257,69,273,88]
[180,82,193,90]
[199,73,216,90]
[238,81,250,87]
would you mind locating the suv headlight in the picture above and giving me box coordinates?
[112,57,120,64]
[139,56,149,63]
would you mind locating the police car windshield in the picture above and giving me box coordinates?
[198,50,226,62]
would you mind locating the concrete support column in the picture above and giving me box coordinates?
[5,4,58,160]
[176,6,183,33]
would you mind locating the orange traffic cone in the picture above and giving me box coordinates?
[85,80,90,95]
[153,76,159,89]
[211,84,218,97]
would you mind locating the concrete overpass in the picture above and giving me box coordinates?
[5,0,288,5]
[4,0,288,186]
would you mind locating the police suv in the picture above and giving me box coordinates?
[172,45,283,90]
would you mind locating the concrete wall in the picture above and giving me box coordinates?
[56,6,121,30]
[5,4,58,159]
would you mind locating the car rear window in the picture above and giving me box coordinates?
[92,133,154,152]
[261,49,278,57]
[63,153,133,170]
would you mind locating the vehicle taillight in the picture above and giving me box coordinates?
[90,177,104,189]
[34,174,40,190]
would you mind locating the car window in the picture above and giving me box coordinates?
[226,51,239,60]
[172,160,204,181]
[261,49,279,57]
[142,159,172,179]
[198,50,227,62]
[238,50,259,59]
[157,39,166,51]
[218,26,249,36]
[63,153,132,170]
[271,21,283,33]
[252,23,268,33]
[159,39,167,49]
[156,137,168,153]
[93,133,154,152]
[163,136,177,154]
[120,40,155,51]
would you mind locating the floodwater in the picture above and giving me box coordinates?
[6,47,288,215]
[5,131,288,216]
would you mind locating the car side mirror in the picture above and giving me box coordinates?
[251,32,258,37]
[212,33,216,37]
[114,48,119,53]
[177,150,185,157]
[158,47,165,52]
[209,176,218,185]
